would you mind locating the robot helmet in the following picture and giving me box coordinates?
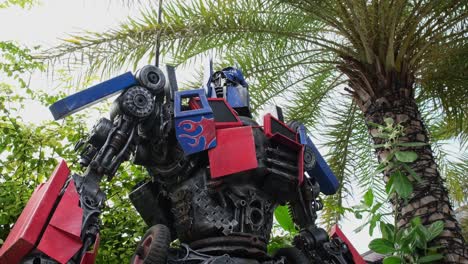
[204,60,252,117]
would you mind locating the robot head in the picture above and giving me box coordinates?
[203,60,252,117]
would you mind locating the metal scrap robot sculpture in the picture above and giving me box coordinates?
[0,61,365,264]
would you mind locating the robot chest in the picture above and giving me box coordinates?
[206,118,304,185]
[173,90,304,184]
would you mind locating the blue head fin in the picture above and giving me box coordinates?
[202,57,214,97]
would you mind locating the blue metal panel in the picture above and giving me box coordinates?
[174,89,212,118]
[226,86,245,108]
[222,67,248,87]
[49,72,137,120]
[298,125,339,195]
[223,67,249,109]
[174,89,217,155]
[297,125,309,145]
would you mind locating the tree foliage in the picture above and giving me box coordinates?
[0,0,36,9]
[0,87,149,262]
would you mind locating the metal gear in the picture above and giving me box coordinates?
[303,145,316,171]
[136,65,166,94]
[120,86,155,118]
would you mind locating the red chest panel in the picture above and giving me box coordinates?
[189,98,304,183]
[208,126,258,178]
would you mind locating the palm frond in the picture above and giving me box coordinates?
[285,69,342,128]
[418,43,468,141]
[433,143,468,206]
[317,99,357,229]
[419,96,468,205]
[316,92,392,229]
[41,0,332,76]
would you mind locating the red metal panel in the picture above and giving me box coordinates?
[48,181,82,238]
[0,161,70,264]
[37,180,83,264]
[263,113,300,149]
[188,97,200,110]
[80,235,100,264]
[330,225,366,264]
[263,114,304,185]
[298,146,304,185]
[208,126,258,178]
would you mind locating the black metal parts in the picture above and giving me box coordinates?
[71,66,167,262]
[120,86,155,118]
[136,65,166,95]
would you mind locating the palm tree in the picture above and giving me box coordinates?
[46,0,467,261]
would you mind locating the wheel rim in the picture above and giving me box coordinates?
[132,235,153,264]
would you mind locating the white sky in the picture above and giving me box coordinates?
[0,0,376,254]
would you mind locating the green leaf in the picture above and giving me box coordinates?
[354,211,363,219]
[373,143,386,148]
[426,221,444,241]
[396,142,428,147]
[369,214,382,236]
[367,121,384,128]
[372,162,388,178]
[384,118,394,126]
[418,254,444,263]
[371,202,383,214]
[274,205,296,233]
[401,228,418,250]
[391,171,413,199]
[380,222,395,242]
[386,174,395,194]
[411,217,422,227]
[383,256,402,264]
[395,151,418,163]
[401,163,423,183]
[427,245,444,254]
[364,189,374,207]
[369,238,395,254]
[395,228,405,242]
[414,225,428,249]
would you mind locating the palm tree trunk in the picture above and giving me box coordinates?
[357,86,467,263]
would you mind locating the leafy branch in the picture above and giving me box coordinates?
[354,118,444,264]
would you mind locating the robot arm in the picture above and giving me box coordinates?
[284,122,360,264]
[0,65,170,264]
[285,121,337,231]
[71,66,169,261]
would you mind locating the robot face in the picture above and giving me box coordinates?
[209,67,252,117]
